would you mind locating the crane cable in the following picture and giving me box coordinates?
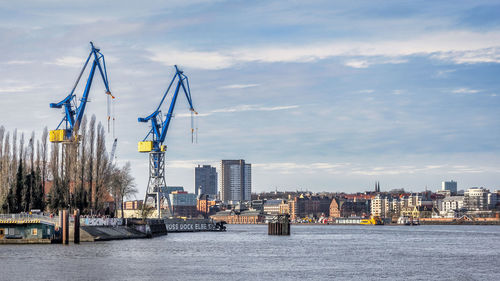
[106,91,115,136]
[191,111,194,143]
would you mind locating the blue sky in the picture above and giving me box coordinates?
[1,0,499,195]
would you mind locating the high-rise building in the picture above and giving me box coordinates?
[220,159,251,203]
[442,180,457,195]
[195,165,217,197]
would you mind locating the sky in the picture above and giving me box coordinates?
[0,0,500,195]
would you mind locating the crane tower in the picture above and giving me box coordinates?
[138,65,197,218]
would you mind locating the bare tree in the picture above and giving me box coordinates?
[0,126,4,168]
[94,122,109,214]
[19,132,25,166]
[41,127,48,205]
[0,126,4,204]
[113,162,137,219]
[11,129,17,189]
[22,132,35,211]
[48,143,64,211]
[87,115,96,212]
[2,133,10,202]
[77,116,87,211]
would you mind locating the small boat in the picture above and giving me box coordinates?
[360,216,384,225]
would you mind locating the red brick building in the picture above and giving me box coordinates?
[211,210,264,224]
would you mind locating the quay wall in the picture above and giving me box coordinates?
[164,218,217,232]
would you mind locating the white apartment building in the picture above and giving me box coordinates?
[464,187,495,211]
[371,194,390,217]
[438,196,464,217]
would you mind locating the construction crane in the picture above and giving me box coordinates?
[138,65,197,218]
[49,42,114,143]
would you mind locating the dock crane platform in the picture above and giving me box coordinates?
[49,42,114,143]
[138,65,197,218]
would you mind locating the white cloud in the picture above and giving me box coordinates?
[148,31,500,69]
[211,104,299,113]
[50,56,85,67]
[435,69,456,77]
[220,84,260,89]
[452,88,480,94]
[6,60,34,65]
[0,85,34,93]
[149,48,233,70]
[357,89,374,94]
[252,161,499,176]
[345,60,370,68]
[177,104,299,117]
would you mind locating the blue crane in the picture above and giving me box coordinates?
[138,65,197,218]
[49,42,113,142]
[138,65,197,152]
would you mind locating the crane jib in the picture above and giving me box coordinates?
[49,42,113,143]
[137,65,198,153]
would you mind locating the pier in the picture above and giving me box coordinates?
[268,214,290,235]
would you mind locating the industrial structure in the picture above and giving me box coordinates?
[49,42,114,143]
[138,65,197,218]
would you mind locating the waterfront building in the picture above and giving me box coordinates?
[329,198,340,218]
[441,180,457,195]
[220,160,251,203]
[211,209,264,224]
[0,218,55,243]
[279,201,289,215]
[195,165,217,197]
[371,194,390,217]
[464,187,496,211]
[251,200,265,212]
[122,200,143,210]
[169,191,198,217]
[442,180,458,195]
[438,196,464,216]
[436,189,452,197]
[263,199,288,215]
[400,206,433,219]
[338,199,371,217]
[288,194,331,220]
[390,199,401,217]
[196,194,217,218]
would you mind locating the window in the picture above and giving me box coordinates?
[32,228,38,236]
[0,229,3,235]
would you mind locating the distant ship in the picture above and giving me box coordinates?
[360,216,384,225]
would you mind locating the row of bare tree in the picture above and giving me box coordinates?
[0,115,137,217]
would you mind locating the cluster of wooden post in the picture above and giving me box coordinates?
[59,209,80,244]
[268,215,290,235]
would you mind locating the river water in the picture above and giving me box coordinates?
[1,224,499,281]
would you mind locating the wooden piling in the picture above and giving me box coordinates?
[268,215,290,235]
[62,209,69,245]
[73,209,80,244]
